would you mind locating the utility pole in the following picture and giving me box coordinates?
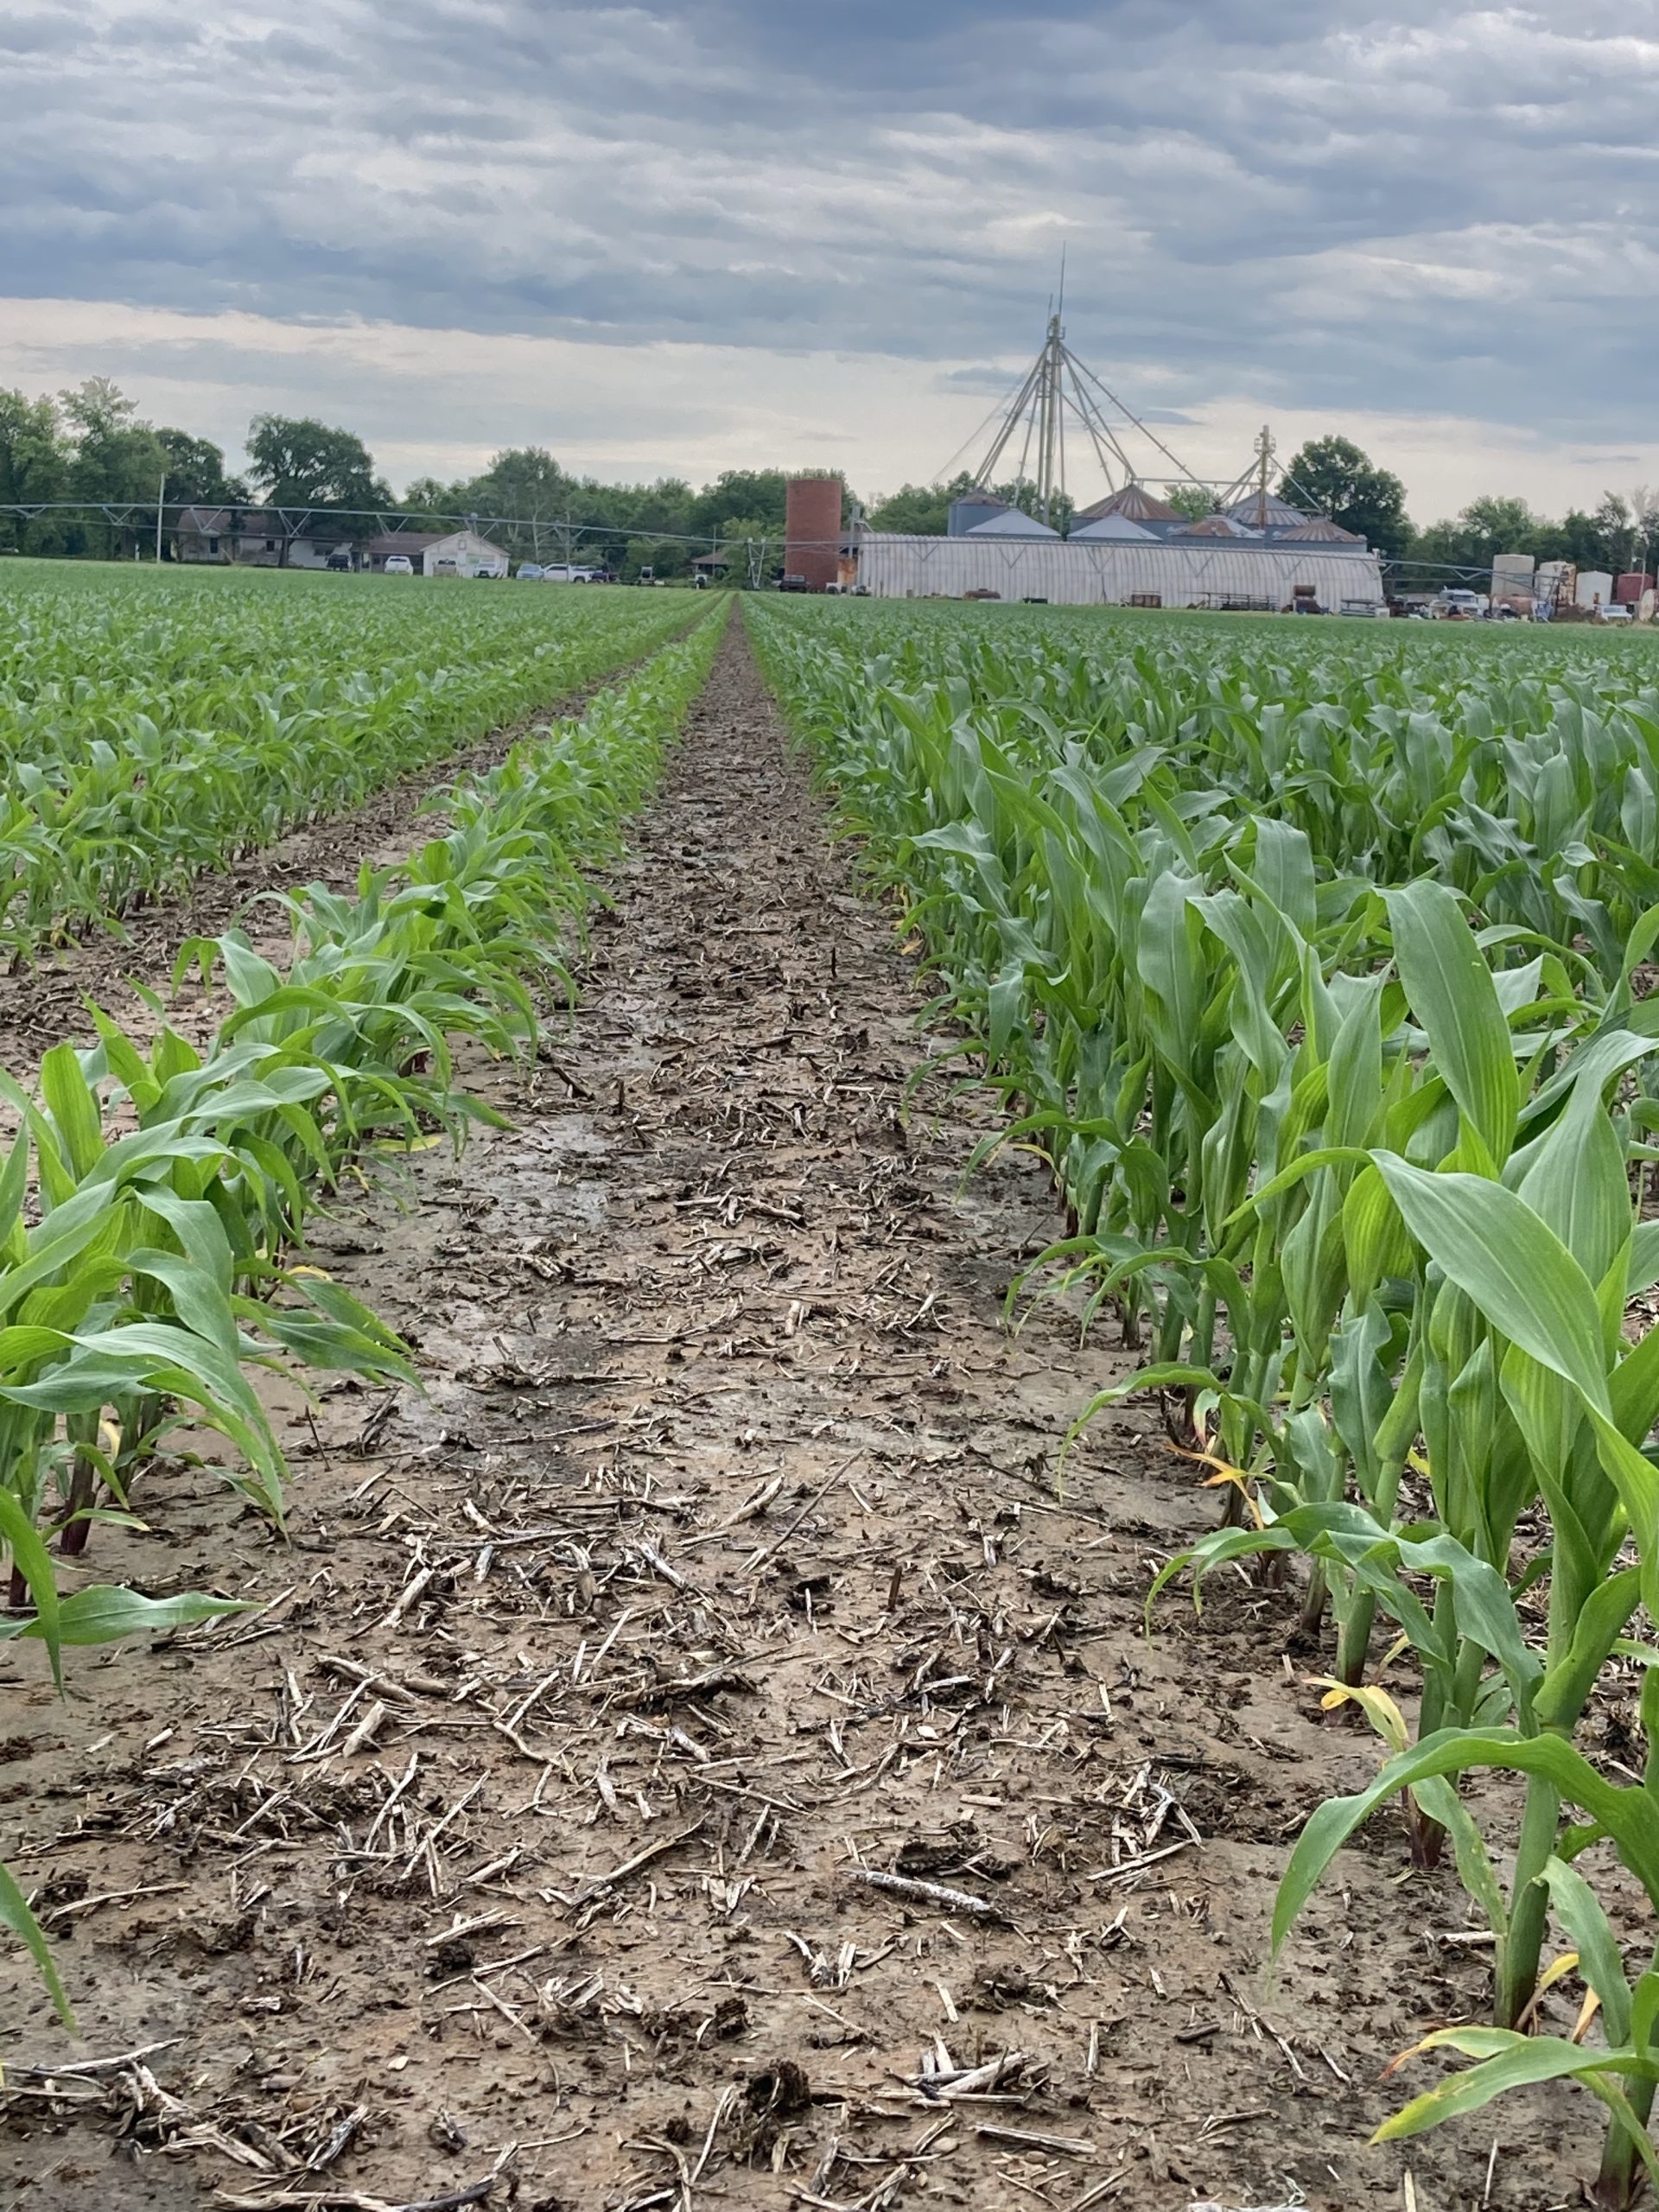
[155,474,166,563]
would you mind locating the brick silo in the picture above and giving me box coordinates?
[785,476,842,592]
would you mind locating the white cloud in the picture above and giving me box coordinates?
[3,294,1653,525]
[2,0,1658,518]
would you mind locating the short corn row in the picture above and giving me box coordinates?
[0,562,696,962]
[0,601,727,2024]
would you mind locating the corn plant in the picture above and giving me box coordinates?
[2,601,728,2024]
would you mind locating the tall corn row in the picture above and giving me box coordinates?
[750,596,1659,2204]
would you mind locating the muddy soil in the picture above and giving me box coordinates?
[0,622,1599,2210]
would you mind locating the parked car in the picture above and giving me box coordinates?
[325,549,353,572]
[517,563,543,582]
[1431,588,1484,620]
[383,554,414,576]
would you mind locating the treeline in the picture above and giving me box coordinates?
[0,378,852,582]
[2,382,1646,587]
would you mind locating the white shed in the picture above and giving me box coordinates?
[423,529,510,579]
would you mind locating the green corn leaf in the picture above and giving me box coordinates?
[0,1858,73,2030]
[1375,2029,1659,2177]
[1536,1856,1634,2046]
[1371,1153,1610,1414]
[1384,880,1516,1165]
[1274,1728,1659,1955]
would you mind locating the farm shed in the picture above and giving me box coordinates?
[422,528,510,578]
[851,530,1385,610]
[364,531,448,572]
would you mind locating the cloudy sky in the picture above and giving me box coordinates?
[2,1,1655,518]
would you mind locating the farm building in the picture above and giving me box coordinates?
[175,505,354,568]
[416,529,510,579]
[855,480,1384,610]
[364,528,510,576]
[852,528,1383,611]
[860,302,1387,610]
[364,531,448,572]
[175,512,509,575]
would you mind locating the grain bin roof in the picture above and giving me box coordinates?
[1224,493,1307,528]
[1075,483,1181,524]
[964,508,1061,537]
[1070,513,1157,541]
[1275,516,1365,543]
[1173,514,1257,538]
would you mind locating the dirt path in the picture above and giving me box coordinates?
[0,622,1592,2209]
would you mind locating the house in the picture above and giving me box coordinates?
[175,505,354,569]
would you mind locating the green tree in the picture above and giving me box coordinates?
[60,379,168,559]
[1455,494,1540,567]
[866,476,969,535]
[1280,435,1412,559]
[246,415,389,560]
[0,390,69,556]
[156,429,247,512]
[1162,482,1214,521]
[688,468,791,536]
[710,515,781,587]
[868,471,1071,536]
[401,476,456,516]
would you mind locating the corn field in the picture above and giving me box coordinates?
[749,595,1659,2203]
[0,565,726,2030]
[0,561,696,961]
[8,567,1659,2203]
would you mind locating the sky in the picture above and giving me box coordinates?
[2,0,1656,520]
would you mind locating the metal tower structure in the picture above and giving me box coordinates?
[945,277,1286,521]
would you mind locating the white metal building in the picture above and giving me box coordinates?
[423,529,510,579]
[853,531,1385,611]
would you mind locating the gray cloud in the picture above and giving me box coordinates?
[1,0,1656,467]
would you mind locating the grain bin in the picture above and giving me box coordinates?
[785,477,842,592]
[1495,557,1530,610]
[1615,571,1654,605]
[1576,570,1614,610]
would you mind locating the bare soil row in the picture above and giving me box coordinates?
[0,620,1597,2210]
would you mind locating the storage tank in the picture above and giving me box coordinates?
[1615,571,1654,605]
[948,494,1010,537]
[1535,559,1574,606]
[1576,569,1614,610]
[785,477,842,592]
[1491,552,1535,603]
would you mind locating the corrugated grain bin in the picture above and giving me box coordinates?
[785,477,842,592]
[1616,571,1654,605]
